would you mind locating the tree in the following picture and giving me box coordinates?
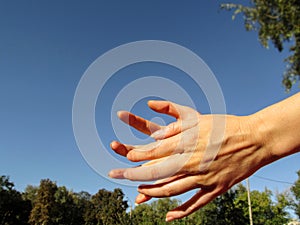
[291,170,300,218]
[72,191,91,225]
[54,186,84,225]
[271,191,293,224]
[29,179,59,225]
[131,203,155,225]
[191,186,247,225]
[22,185,38,207]
[186,184,290,225]
[235,184,290,225]
[130,184,291,224]
[29,179,89,225]
[84,188,129,225]
[0,175,31,225]
[221,0,300,91]
[132,198,182,225]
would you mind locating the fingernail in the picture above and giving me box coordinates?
[166,216,174,222]
[117,111,123,117]
[110,140,118,149]
[148,100,155,105]
[108,171,113,178]
[117,111,129,122]
[108,170,125,179]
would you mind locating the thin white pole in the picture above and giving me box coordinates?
[246,178,253,225]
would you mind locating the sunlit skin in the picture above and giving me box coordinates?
[109,93,300,222]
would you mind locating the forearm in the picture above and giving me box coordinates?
[254,92,300,162]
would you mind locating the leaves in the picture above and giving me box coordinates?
[221,0,300,91]
[87,188,129,225]
[0,176,32,225]
[291,170,300,218]
[0,175,296,224]
[28,181,129,225]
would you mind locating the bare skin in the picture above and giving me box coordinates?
[109,93,300,222]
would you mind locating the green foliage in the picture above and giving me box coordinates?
[189,184,290,225]
[28,179,59,225]
[192,186,247,225]
[28,180,129,225]
[22,185,38,206]
[0,176,31,225]
[291,170,300,218]
[72,191,92,224]
[235,185,290,225]
[131,184,291,225]
[131,198,182,225]
[28,179,86,225]
[0,175,296,224]
[85,188,129,225]
[54,186,84,225]
[221,0,300,91]
[272,191,293,224]
[0,176,14,191]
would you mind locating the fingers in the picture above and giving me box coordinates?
[148,101,200,140]
[110,141,134,157]
[150,121,181,140]
[148,100,194,119]
[116,102,199,142]
[111,154,189,181]
[108,168,126,179]
[108,156,169,179]
[111,139,179,162]
[111,125,197,161]
[137,174,201,198]
[166,189,219,222]
[110,140,174,159]
[135,193,152,204]
[151,119,200,140]
[126,135,183,162]
[117,111,161,136]
[135,175,185,204]
[117,106,185,141]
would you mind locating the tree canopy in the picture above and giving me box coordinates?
[221,0,300,91]
[0,176,31,225]
[292,170,300,218]
[1,175,298,224]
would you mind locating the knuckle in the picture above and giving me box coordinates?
[168,122,177,133]
[124,170,134,180]
[163,184,174,197]
[127,152,139,162]
[146,149,156,159]
[149,167,160,180]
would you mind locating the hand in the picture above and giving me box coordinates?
[109,100,272,221]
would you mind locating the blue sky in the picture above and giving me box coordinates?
[1,0,300,207]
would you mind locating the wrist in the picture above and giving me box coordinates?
[248,112,278,166]
[252,94,300,163]
[235,113,276,172]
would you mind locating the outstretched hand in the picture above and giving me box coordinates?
[109,100,271,221]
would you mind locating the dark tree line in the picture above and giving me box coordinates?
[1,172,300,225]
[0,177,129,225]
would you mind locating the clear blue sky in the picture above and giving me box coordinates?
[1,0,299,206]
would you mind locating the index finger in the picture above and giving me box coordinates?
[118,111,161,136]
